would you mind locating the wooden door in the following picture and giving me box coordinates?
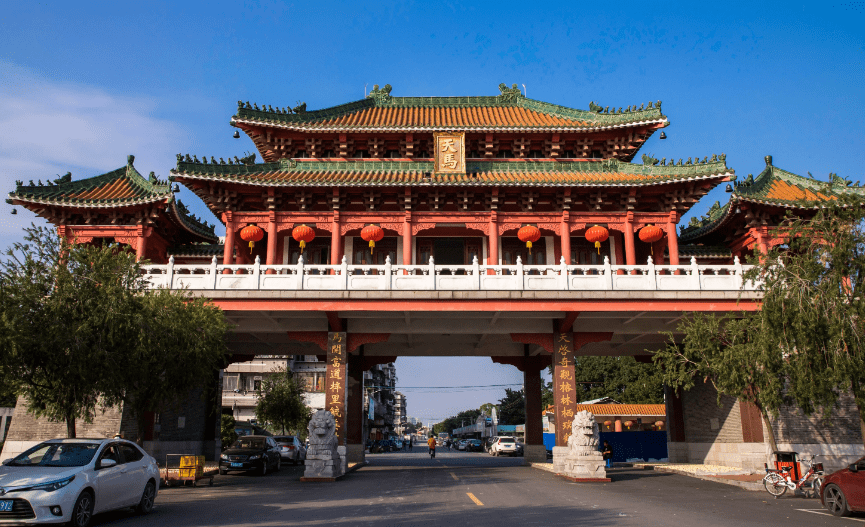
[570,238,609,266]
[502,238,546,265]
[352,237,397,265]
[288,237,330,265]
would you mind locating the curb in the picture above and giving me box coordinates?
[648,465,764,492]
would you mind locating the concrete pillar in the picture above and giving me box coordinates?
[523,355,546,463]
[614,418,623,432]
[331,210,342,266]
[346,353,365,463]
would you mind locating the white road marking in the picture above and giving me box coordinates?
[795,508,861,521]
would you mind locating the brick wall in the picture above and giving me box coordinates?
[682,380,743,443]
[771,392,864,445]
[5,396,123,442]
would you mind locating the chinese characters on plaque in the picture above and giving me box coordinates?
[325,332,347,445]
[434,132,465,174]
[553,332,578,447]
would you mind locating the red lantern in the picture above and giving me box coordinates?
[639,224,664,255]
[585,225,609,255]
[655,420,665,429]
[624,420,635,430]
[239,225,264,251]
[292,224,315,253]
[603,420,613,429]
[361,224,384,253]
[517,225,541,254]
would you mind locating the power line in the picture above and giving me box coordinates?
[367,383,524,390]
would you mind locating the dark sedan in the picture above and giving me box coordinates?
[466,439,484,452]
[219,435,281,476]
[821,456,865,516]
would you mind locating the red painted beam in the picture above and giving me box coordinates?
[213,299,760,312]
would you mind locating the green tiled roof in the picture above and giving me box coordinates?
[171,155,732,188]
[7,155,217,243]
[168,243,224,258]
[8,155,172,207]
[679,156,865,242]
[230,83,667,131]
[672,244,733,259]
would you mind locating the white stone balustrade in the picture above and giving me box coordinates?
[141,255,758,292]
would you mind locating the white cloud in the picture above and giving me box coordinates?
[0,62,191,245]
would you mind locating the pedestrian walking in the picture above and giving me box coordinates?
[427,435,436,458]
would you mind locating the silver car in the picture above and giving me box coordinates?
[272,436,306,465]
[0,438,160,526]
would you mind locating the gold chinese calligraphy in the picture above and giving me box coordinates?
[553,332,578,447]
[434,132,465,174]
[326,331,347,445]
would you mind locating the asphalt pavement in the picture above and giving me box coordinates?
[87,449,863,527]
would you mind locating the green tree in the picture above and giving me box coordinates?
[0,225,231,440]
[255,367,310,435]
[541,381,554,410]
[479,402,496,416]
[433,409,481,435]
[102,287,231,444]
[653,312,786,452]
[221,414,238,448]
[497,388,525,425]
[567,356,664,404]
[0,227,139,437]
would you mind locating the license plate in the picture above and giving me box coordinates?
[0,501,12,512]
[230,462,243,467]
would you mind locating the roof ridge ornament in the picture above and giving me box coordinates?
[498,83,522,102]
[367,84,393,104]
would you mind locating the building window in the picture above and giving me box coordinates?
[224,375,238,391]
[253,379,262,392]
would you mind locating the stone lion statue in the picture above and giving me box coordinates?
[567,410,600,455]
[308,409,337,450]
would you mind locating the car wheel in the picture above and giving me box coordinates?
[70,490,94,527]
[824,484,850,517]
[135,480,156,515]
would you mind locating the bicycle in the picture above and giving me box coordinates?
[763,454,824,498]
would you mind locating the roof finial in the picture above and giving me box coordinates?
[127,154,135,165]
[765,155,773,166]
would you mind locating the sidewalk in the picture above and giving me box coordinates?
[528,460,765,492]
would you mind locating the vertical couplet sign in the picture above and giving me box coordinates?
[326,332,348,445]
[553,332,578,447]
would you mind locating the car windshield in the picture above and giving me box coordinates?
[9,442,100,467]
[274,437,295,443]
[499,438,515,443]
[231,438,266,449]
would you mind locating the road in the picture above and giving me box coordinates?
[90,449,862,526]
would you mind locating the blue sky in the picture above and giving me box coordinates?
[1,1,863,425]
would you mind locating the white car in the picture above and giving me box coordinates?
[490,436,518,456]
[0,438,160,526]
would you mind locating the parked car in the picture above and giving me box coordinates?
[466,439,484,452]
[490,436,518,457]
[219,435,281,476]
[457,440,467,451]
[821,456,865,516]
[485,436,498,453]
[272,436,306,465]
[0,438,159,527]
[514,442,524,457]
[392,439,403,450]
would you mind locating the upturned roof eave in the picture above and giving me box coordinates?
[165,201,220,243]
[7,193,173,209]
[230,117,670,133]
[171,170,733,188]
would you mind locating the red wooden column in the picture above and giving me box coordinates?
[666,212,680,266]
[325,332,348,446]
[135,226,149,261]
[560,211,571,264]
[346,352,365,463]
[403,211,412,267]
[553,333,577,448]
[488,211,499,274]
[223,213,236,273]
[623,212,636,266]
[266,213,277,271]
[524,355,546,462]
[331,209,341,266]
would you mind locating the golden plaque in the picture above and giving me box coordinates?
[434,132,465,174]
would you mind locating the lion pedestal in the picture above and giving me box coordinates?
[554,410,609,482]
[301,410,344,481]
